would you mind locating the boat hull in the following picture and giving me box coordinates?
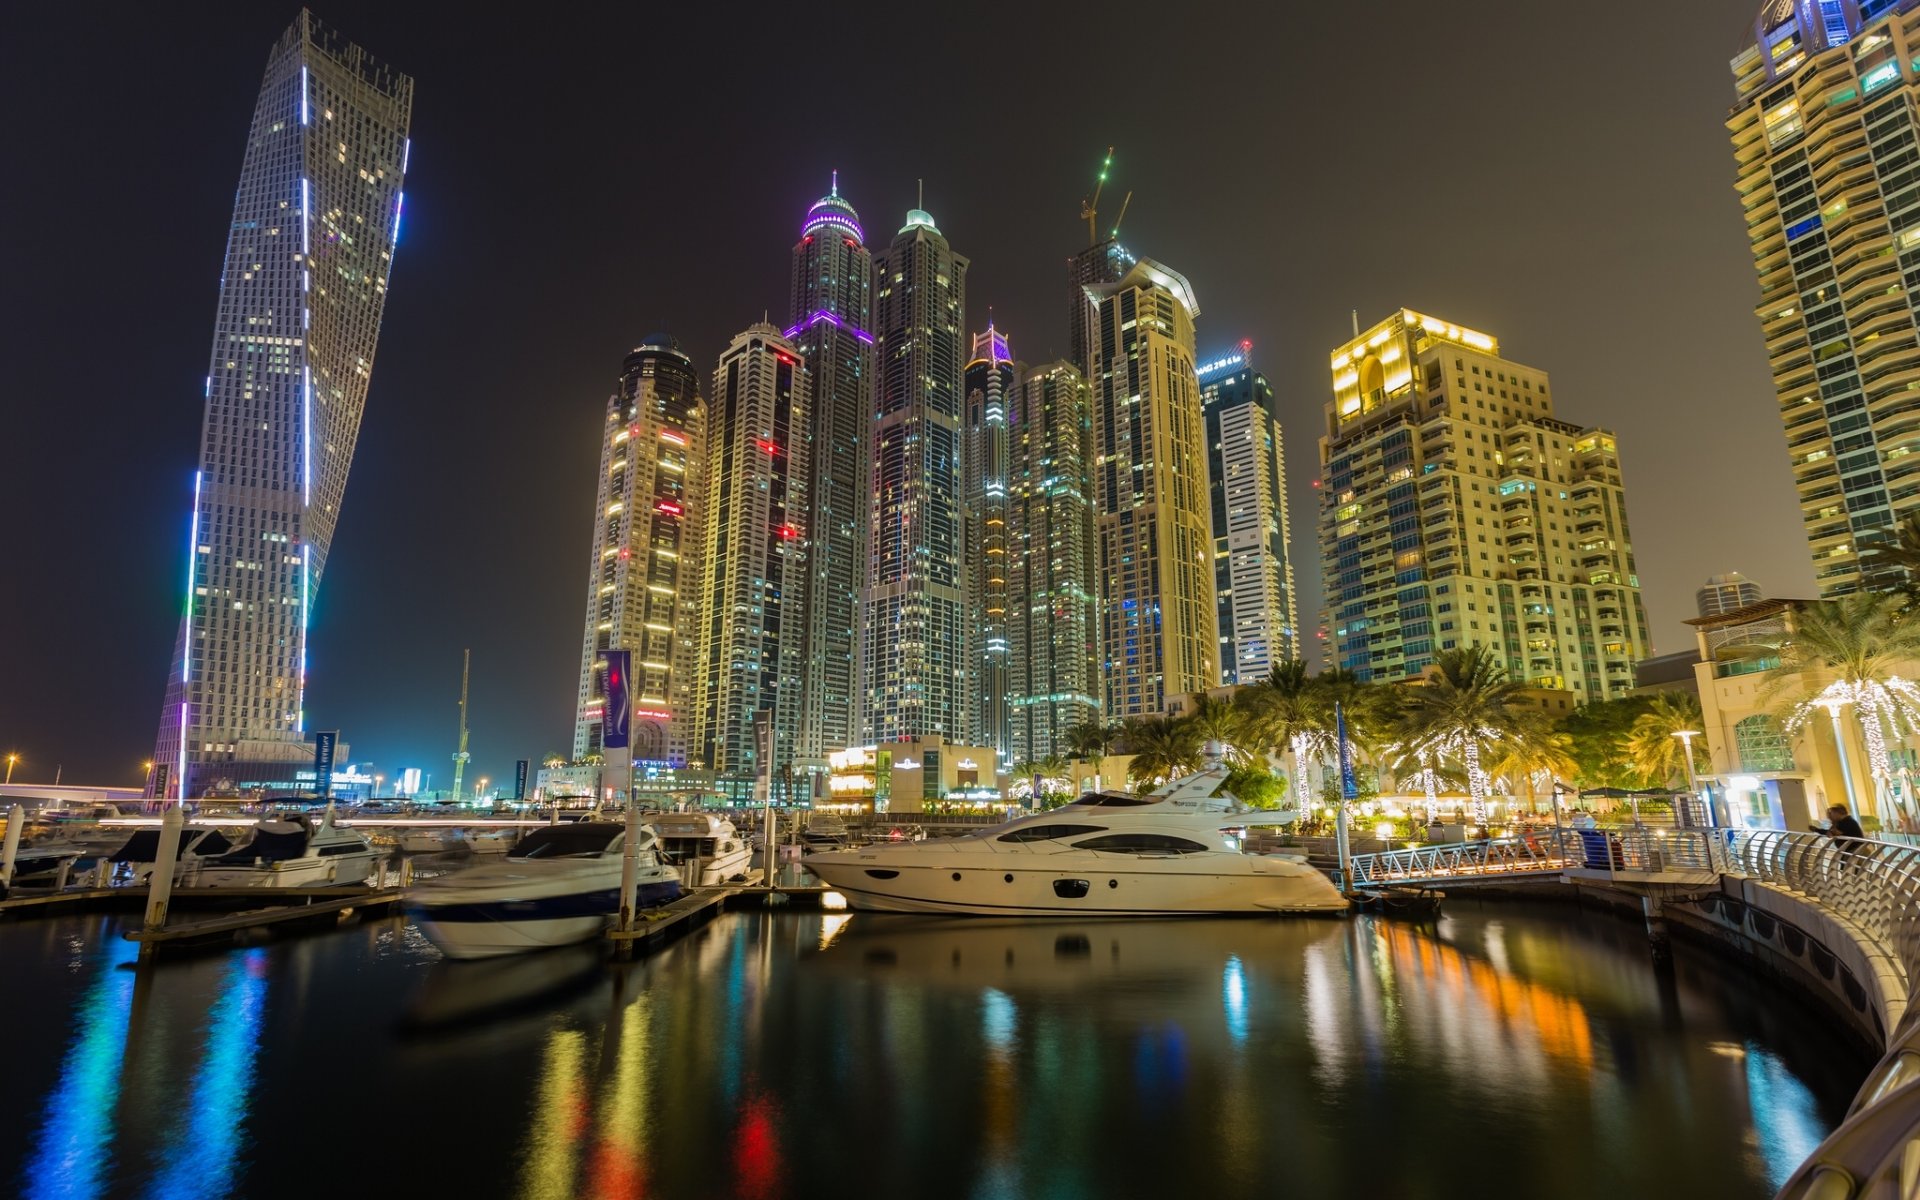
[805,856,1347,916]
[407,878,681,960]
[192,851,378,888]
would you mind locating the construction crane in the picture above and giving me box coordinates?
[1110,190,1133,241]
[450,648,471,801]
[1079,146,1114,247]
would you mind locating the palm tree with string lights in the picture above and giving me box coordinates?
[1122,716,1204,787]
[1184,693,1253,766]
[1239,660,1336,817]
[1394,646,1532,823]
[1765,592,1920,826]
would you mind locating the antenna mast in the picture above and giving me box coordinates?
[1079,146,1114,247]
[450,648,471,801]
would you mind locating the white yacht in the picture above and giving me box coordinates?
[192,806,380,888]
[799,813,851,854]
[654,813,754,885]
[405,822,681,960]
[804,766,1345,916]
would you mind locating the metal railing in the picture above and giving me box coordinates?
[1346,833,1579,886]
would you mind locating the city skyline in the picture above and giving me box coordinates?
[4,0,1809,785]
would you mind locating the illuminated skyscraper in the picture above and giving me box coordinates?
[1730,0,1920,592]
[150,14,411,798]
[786,178,874,773]
[964,324,1014,761]
[1200,346,1299,683]
[1320,309,1649,699]
[1007,361,1100,765]
[1088,259,1219,717]
[1069,237,1131,377]
[693,324,810,801]
[866,206,970,741]
[572,337,705,766]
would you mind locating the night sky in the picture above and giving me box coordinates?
[2,0,1797,788]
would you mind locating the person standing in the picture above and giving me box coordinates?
[1820,804,1866,841]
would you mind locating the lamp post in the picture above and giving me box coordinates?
[1814,696,1861,814]
[1673,730,1707,826]
[3,754,16,785]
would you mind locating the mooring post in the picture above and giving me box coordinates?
[619,803,640,937]
[140,805,187,960]
[0,803,24,888]
[1642,894,1672,966]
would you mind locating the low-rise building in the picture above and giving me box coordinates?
[825,738,1000,813]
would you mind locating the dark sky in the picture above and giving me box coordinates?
[2,0,1796,788]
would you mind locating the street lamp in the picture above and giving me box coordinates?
[4,753,16,785]
[1673,730,1708,826]
[477,777,489,804]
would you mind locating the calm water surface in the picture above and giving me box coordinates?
[0,902,1872,1199]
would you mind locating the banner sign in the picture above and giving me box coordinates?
[1336,704,1357,801]
[514,759,529,801]
[600,649,632,749]
[313,731,338,798]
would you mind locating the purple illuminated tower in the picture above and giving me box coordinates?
[785,176,875,781]
[148,14,412,799]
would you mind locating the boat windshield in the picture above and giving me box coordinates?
[510,824,621,858]
[214,828,308,864]
[996,824,1108,843]
[1069,793,1155,808]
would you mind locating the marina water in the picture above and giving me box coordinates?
[0,903,1870,1199]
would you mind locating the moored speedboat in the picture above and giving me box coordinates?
[106,827,234,886]
[405,822,681,960]
[799,813,851,854]
[653,813,754,885]
[191,806,379,888]
[804,766,1344,917]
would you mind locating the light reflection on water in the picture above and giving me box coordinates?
[0,904,1873,1199]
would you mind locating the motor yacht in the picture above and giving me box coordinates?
[465,828,516,855]
[106,827,234,886]
[799,813,851,854]
[653,813,754,885]
[404,822,680,960]
[191,805,379,888]
[804,766,1346,916]
[398,828,464,854]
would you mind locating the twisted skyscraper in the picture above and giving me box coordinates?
[151,14,411,798]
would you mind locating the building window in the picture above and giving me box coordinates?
[1735,714,1793,774]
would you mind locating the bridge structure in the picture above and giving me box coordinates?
[1348,827,1920,1200]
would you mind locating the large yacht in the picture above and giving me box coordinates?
[405,822,680,960]
[803,767,1346,916]
[653,813,754,886]
[192,806,379,888]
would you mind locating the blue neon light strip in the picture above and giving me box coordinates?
[300,65,309,125]
[783,309,874,345]
[402,138,411,174]
[393,191,403,245]
[179,469,201,800]
[303,366,311,505]
[299,543,310,734]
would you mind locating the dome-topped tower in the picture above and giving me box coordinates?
[801,171,864,244]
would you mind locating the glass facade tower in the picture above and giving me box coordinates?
[866,208,970,742]
[150,14,411,798]
[1729,0,1920,592]
[1201,350,1299,683]
[965,325,1014,761]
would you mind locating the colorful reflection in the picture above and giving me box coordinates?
[23,937,137,1200]
[148,950,269,1200]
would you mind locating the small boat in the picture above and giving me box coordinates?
[106,827,234,886]
[465,828,516,855]
[191,806,379,888]
[799,813,851,854]
[398,828,464,854]
[2,840,92,893]
[805,765,1350,916]
[405,822,680,960]
[653,813,754,885]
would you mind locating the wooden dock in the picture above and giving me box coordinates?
[122,889,404,955]
[606,886,737,957]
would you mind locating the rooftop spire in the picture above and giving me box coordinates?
[830,168,838,198]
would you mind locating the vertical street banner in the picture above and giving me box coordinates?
[600,649,632,750]
[313,730,339,798]
[753,711,772,805]
[1336,703,1357,801]
[152,762,169,802]
[513,759,529,801]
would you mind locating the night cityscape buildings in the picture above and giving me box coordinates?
[964,324,1014,762]
[1318,309,1650,700]
[864,206,971,743]
[1005,360,1100,766]
[148,13,411,799]
[785,179,874,780]
[570,337,705,769]
[1698,571,1765,617]
[1730,0,1920,595]
[1088,259,1219,718]
[693,324,809,802]
[1201,347,1300,684]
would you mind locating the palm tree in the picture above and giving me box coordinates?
[1184,693,1251,765]
[1065,719,1121,764]
[1240,660,1335,816]
[1490,721,1577,814]
[1864,511,1920,609]
[1624,693,1707,789]
[1123,716,1204,787]
[1767,593,1920,815]
[1395,646,1531,821]
[1316,668,1403,762]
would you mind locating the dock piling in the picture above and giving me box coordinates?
[618,804,640,942]
[1,803,22,887]
[139,806,186,960]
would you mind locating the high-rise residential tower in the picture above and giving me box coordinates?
[965,324,1014,761]
[1319,309,1650,699]
[1007,361,1100,766]
[693,325,810,801]
[1088,259,1219,717]
[1200,346,1299,683]
[150,14,411,798]
[866,206,970,742]
[1069,237,1132,377]
[786,178,874,776]
[571,337,705,766]
[1730,0,1920,593]
[1698,571,1765,617]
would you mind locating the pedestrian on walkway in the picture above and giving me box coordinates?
[1819,804,1866,841]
